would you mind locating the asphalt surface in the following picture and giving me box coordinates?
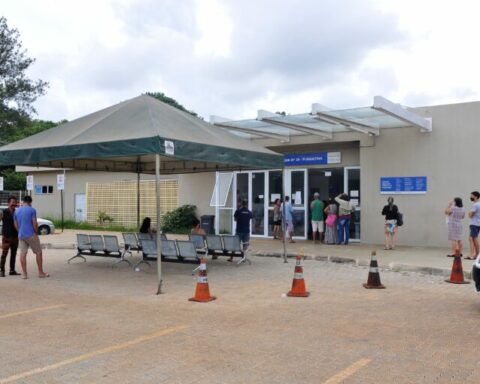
[1,250,480,383]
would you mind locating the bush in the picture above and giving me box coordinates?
[161,204,197,233]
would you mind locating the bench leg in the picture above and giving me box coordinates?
[68,253,87,264]
[134,259,151,270]
[112,258,131,268]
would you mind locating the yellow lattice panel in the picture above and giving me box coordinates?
[86,180,178,228]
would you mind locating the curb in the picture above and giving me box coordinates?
[252,250,468,279]
[42,244,472,280]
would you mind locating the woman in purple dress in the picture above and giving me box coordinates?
[445,197,465,257]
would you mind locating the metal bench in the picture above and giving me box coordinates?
[68,234,128,265]
[206,235,225,258]
[104,235,130,267]
[134,239,158,269]
[68,234,92,263]
[223,235,249,265]
[188,234,207,255]
[122,232,141,257]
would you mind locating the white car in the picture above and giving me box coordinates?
[0,206,55,235]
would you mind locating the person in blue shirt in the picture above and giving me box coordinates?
[13,196,49,279]
[233,200,253,262]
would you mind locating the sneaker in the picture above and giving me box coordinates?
[9,271,20,276]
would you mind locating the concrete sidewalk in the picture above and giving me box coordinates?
[32,229,475,279]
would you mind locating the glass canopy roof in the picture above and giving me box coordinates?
[212,96,431,141]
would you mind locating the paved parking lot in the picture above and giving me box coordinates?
[1,249,480,383]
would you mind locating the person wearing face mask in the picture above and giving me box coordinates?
[466,191,480,260]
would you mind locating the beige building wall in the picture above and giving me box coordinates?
[360,101,480,246]
[17,169,174,220]
[178,172,216,218]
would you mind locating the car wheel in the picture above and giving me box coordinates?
[38,225,50,235]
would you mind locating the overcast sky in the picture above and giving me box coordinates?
[2,0,480,122]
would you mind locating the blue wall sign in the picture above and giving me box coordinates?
[380,176,427,194]
[284,152,341,166]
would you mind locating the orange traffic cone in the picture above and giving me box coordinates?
[287,254,310,297]
[189,258,216,302]
[445,250,470,284]
[363,251,385,289]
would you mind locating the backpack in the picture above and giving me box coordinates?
[397,212,404,226]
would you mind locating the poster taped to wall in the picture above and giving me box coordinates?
[294,191,302,205]
[271,193,281,202]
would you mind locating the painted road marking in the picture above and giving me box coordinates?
[323,358,371,384]
[0,304,66,320]
[0,325,188,384]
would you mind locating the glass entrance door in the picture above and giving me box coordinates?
[233,169,307,239]
[345,167,360,242]
[285,169,308,239]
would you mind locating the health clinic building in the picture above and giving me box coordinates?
[16,96,477,247]
[179,96,476,247]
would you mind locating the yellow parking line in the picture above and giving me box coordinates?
[0,304,66,320]
[323,358,371,384]
[0,325,188,384]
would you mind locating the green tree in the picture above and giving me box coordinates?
[1,168,25,190]
[0,16,48,145]
[146,91,200,118]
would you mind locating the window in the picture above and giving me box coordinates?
[34,185,54,195]
[210,173,233,207]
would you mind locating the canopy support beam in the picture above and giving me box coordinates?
[372,95,432,132]
[156,154,163,295]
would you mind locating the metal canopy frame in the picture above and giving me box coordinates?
[211,96,432,141]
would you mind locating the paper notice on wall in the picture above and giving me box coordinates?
[351,198,359,206]
[164,140,174,155]
[294,191,302,205]
[324,171,332,177]
[350,190,359,197]
[26,175,34,191]
[0,177,3,191]
[57,174,65,190]
[271,193,281,202]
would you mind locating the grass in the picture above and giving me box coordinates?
[44,217,193,234]
[44,217,137,233]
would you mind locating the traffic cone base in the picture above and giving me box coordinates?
[363,282,385,289]
[445,253,470,284]
[363,251,386,289]
[287,290,310,297]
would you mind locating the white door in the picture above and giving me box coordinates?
[75,193,86,222]
[344,167,361,242]
[285,169,308,239]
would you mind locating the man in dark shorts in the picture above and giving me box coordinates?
[0,196,20,277]
[233,199,253,262]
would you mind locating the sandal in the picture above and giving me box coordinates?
[464,256,475,260]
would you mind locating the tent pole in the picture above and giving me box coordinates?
[282,167,288,263]
[155,154,163,294]
[137,169,140,228]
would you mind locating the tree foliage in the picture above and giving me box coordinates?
[0,16,48,145]
[146,91,200,118]
[161,205,198,233]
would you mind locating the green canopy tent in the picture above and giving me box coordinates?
[0,94,285,293]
